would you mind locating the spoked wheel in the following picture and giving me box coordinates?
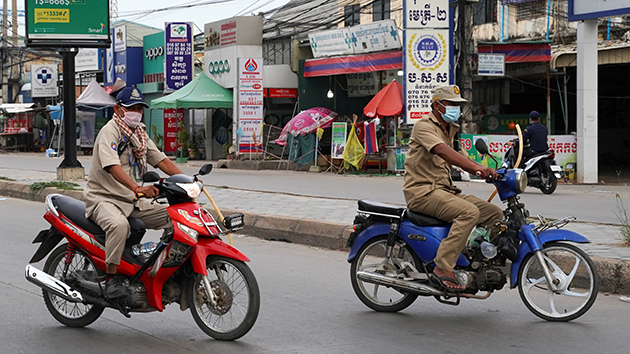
[350,237,420,312]
[188,256,260,340]
[518,243,599,321]
[539,164,557,194]
[42,244,104,327]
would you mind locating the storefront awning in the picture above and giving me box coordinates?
[304,50,402,77]
[477,42,551,63]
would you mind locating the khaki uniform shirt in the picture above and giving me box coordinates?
[403,112,461,207]
[84,119,167,217]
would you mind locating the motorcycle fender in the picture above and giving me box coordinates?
[347,223,391,262]
[189,237,250,275]
[509,229,590,288]
[29,228,64,263]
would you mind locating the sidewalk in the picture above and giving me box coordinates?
[0,159,628,294]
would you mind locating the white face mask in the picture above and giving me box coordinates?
[121,108,142,128]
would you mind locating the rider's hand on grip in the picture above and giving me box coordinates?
[135,185,159,199]
[476,166,497,180]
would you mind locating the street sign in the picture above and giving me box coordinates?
[477,53,505,76]
[25,0,110,48]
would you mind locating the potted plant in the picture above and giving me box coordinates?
[194,128,206,160]
[151,125,164,150]
[176,120,190,163]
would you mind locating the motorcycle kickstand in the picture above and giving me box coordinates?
[201,275,219,306]
[534,250,559,292]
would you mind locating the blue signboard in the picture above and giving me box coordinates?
[568,0,630,21]
[165,22,193,92]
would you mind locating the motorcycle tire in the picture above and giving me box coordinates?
[539,163,557,194]
[42,244,105,327]
[517,242,599,322]
[350,236,420,312]
[188,256,260,341]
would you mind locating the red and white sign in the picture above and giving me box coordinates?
[164,109,184,153]
[238,58,264,153]
[268,88,297,98]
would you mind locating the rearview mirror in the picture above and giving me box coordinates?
[475,139,489,156]
[198,164,213,176]
[142,171,160,183]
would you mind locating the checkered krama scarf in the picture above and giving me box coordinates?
[113,112,148,176]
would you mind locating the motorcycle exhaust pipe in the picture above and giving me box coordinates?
[357,270,442,296]
[25,265,84,303]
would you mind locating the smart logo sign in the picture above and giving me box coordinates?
[31,64,58,98]
[165,22,193,92]
[25,0,110,48]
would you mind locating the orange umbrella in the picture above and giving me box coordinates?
[363,80,403,118]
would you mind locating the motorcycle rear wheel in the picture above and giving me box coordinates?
[188,256,260,340]
[518,242,599,321]
[350,237,420,312]
[539,164,557,194]
[43,244,104,327]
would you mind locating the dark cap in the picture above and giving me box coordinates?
[530,110,540,119]
[116,87,149,108]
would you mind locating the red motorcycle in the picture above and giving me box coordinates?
[25,164,260,341]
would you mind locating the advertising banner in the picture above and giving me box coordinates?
[78,111,96,148]
[396,146,410,171]
[25,0,109,47]
[164,109,184,153]
[238,58,264,153]
[460,134,578,179]
[331,123,347,159]
[308,28,353,58]
[31,64,58,98]
[403,29,450,123]
[105,29,114,84]
[114,25,126,52]
[403,0,449,29]
[165,22,193,92]
[75,48,101,72]
[350,20,401,54]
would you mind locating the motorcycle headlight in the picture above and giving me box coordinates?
[177,222,198,241]
[176,181,203,198]
[514,169,527,194]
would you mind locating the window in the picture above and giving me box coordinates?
[373,0,390,22]
[473,0,497,25]
[516,1,547,21]
[344,4,361,27]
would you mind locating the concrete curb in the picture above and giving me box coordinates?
[2,180,628,295]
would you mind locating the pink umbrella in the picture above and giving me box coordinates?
[275,107,338,146]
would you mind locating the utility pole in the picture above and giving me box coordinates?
[11,0,17,102]
[2,0,8,103]
[455,0,474,120]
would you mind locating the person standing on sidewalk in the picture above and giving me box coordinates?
[83,87,182,298]
[403,85,503,291]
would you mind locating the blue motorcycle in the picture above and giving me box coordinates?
[347,139,599,322]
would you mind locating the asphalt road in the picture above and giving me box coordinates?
[2,198,629,354]
[0,153,627,224]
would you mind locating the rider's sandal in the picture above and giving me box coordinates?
[431,271,465,293]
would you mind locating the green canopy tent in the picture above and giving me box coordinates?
[150,73,233,162]
[150,72,233,109]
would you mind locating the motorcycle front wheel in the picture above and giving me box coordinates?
[188,256,260,340]
[43,244,104,327]
[518,242,599,321]
[539,163,557,194]
[350,236,420,312]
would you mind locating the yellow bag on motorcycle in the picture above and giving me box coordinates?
[342,125,365,170]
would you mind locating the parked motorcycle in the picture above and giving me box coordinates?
[347,139,599,322]
[505,139,563,194]
[25,164,260,340]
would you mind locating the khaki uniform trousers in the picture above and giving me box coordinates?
[91,201,171,266]
[408,189,503,272]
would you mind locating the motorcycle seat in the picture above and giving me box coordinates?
[405,210,448,227]
[51,195,146,245]
[358,200,405,218]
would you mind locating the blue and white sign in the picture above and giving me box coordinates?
[478,53,505,76]
[404,29,450,123]
[308,28,353,58]
[165,22,193,92]
[568,0,630,21]
[31,64,58,98]
[404,0,449,29]
[351,20,401,54]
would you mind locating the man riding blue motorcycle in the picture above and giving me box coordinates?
[402,85,503,291]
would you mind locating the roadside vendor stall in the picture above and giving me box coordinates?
[75,79,116,154]
[0,103,40,151]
